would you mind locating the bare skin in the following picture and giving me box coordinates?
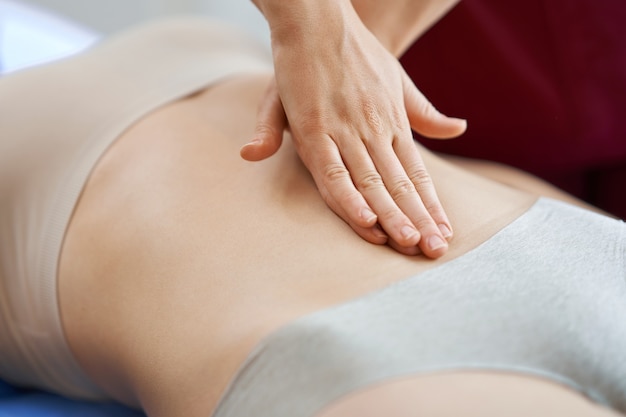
[245,0,466,256]
[317,373,621,417]
[58,74,620,417]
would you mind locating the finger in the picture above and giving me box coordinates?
[393,136,453,258]
[319,176,389,245]
[394,135,453,240]
[346,220,389,246]
[240,80,287,161]
[301,137,382,233]
[340,140,422,249]
[387,234,422,256]
[366,141,448,259]
[402,71,467,139]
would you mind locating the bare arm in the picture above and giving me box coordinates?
[353,0,461,56]
[253,0,460,55]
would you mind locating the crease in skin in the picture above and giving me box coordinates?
[362,99,385,136]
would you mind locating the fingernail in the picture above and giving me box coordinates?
[428,235,447,251]
[246,138,262,146]
[361,207,377,223]
[438,224,452,239]
[401,225,418,241]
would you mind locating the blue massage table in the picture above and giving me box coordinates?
[0,1,144,415]
[0,380,144,417]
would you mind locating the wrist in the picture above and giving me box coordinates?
[352,0,462,56]
[254,0,354,45]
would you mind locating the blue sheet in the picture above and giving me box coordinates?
[0,379,145,417]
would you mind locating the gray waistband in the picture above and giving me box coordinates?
[213,198,626,417]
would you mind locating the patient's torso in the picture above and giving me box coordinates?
[1,17,537,408]
[3,17,623,416]
[60,74,625,416]
[211,198,626,416]
[58,72,538,409]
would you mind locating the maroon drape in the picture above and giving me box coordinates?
[401,0,626,218]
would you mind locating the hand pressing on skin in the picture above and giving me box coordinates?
[242,0,466,258]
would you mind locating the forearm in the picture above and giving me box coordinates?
[251,0,355,48]
[251,0,460,57]
[352,0,461,56]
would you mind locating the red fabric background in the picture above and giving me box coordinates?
[401,0,626,218]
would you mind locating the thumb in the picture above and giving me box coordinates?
[240,80,287,161]
[402,71,467,139]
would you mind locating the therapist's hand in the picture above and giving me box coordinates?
[242,1,466,258]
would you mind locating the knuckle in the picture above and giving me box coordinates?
[355,171,385,192]
[377,206,405,226]
[322,163,350,185]
[413,215,436,232]
[407,165,433,190]
[389,105,406,131]
[362,100,385,136]
[255,121,277,138]
[388,177,417,201]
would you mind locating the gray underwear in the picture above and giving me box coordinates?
[213,198,626,416]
